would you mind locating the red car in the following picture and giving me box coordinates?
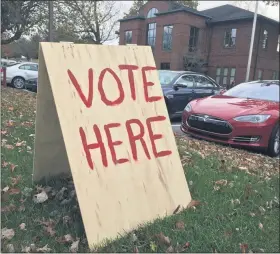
[181,80,280,157]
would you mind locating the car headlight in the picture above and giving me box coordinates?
[184,103,192,112]
[233,114,271,123]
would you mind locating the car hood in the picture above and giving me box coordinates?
[191,95,279,120]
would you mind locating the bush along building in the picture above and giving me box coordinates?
[119,1,280,86]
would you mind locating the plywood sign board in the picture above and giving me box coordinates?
[33,42,191,247]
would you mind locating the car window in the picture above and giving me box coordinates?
[176,75,194,88]
[158,70,180,86]
[19,64,38,71]
[194,75,215,88]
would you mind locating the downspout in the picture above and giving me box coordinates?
[253,20,261,80]
[206,19,213,75]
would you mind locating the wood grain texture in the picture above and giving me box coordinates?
[33,42,191,247]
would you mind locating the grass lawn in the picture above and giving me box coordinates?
[1,87,279,253]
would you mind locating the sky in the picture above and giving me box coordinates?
[106,1,280,45]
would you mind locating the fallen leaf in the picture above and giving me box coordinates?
[10,176,21,186]
[21,246,31,253]
[44,225,56,236]
[33,191,48,203]
[1,228,15,240]
[150,241,157,252]
[8,188,21,195]
[175,221,185,230]
[1,204,16,213]
[70,239,80,252]
[8,107,14,111]
[155,232,171,246]
[6,243,15,253]
[4,144,14,150]
[19,223,26,230]
[249,212,255,217]
[65,234,74,243]
[240,243,248,254]
[187,200,201,209]
[238,166,248,170]
[37,244,51,253]
[183,242,190,249]
[213,185,220,191]
[215,179,228,186]
[2,186,9,192]
[166,246,174,253]
[16,141,25,147]
[63,215,72,225]
[1,130,8,135]
[259,206,266,215]
[2,161,9,167]
[10,164,17,172]
[259,222,263,230]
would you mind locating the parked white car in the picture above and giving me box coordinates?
[2,62,38,89]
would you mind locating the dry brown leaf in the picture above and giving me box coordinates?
[2,186,9,192]
[259,222,264,230]
[19,223,26,230]
[166,246,174,253]
[8,188,21,195]
[10,176,21,186]
[1,204,17,213]
[183,242,190,249]
[175,221,185,230]
[187,200,201,209]
[16,141,25,147]
[70,239,80,253]
[33,191,48,203]
[37,244,51,253]
[240,243,248,254]
[5,144,14,150]
[215,179,228,186]
[2,161,9,167]
[65,234,74,243]
[1,130,8,135]
[155,232,171,246]
[1,228,15,240]
[6,243,15,253]
[44,225,56,236]
[10,164,17,172]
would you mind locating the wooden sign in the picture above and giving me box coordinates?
[33,42,191,247]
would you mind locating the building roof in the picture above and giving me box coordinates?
[119,3,279,25]
[201,4,279,25]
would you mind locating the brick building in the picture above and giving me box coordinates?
[119,1,280,86]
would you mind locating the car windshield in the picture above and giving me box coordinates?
[158,70,180,86]
[224,81,280,102]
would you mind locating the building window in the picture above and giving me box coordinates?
[224,28,237,48]
[147,8,158,18]
[258,70,263,80]
[216,68,221,84]
[162,25,173,51]
[124,31,132,44]
[160,63,170,70]
[277,35,280,52]
[229,68,236,84]
[189,27,199,52]
[262,29,268,49]
[222,68,228,85]
[147,23,156,48]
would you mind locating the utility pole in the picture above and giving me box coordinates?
[245,0,258,82]
[48,1,54,42]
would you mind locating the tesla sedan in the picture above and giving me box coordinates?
[181,80,280,157]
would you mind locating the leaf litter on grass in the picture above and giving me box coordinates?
[1,87,279,253]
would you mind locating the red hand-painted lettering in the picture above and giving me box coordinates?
[126,119,151,161]
[67,69,93,108]
[141,66,162,103]
[146,116,172,158]
[104,123,129,165]
[98,68,125,106]
[119,64,139,101]
[79,125,108,169]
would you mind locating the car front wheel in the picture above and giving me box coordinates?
[267,124,279,157]
[12,77,25,89]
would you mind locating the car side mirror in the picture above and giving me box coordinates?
[173,83,187,90]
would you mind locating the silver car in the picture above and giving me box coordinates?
[1,62,38,89]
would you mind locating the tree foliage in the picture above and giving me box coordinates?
[1,1,46,44]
